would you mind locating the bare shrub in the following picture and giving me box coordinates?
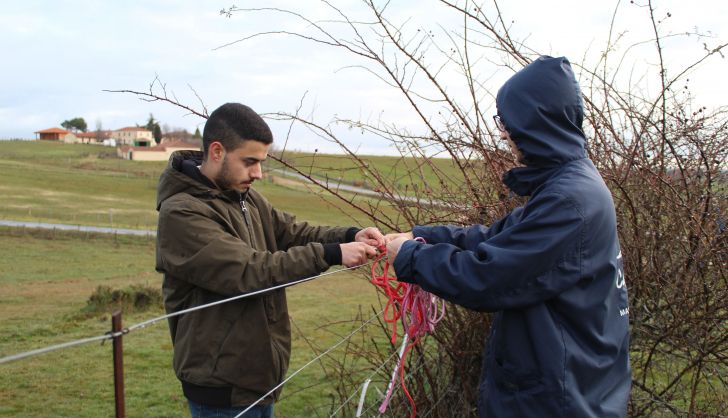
[118,1,727,415]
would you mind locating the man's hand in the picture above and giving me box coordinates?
[355,227,385,248]
[384,231,413,243]
[386,236,410,260]
[340,242,378,268]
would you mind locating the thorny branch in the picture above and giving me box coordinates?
[104,75,209,119]
[117,1,726,416]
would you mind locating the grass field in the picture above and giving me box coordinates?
[0,141,382,229]
[269,150,469,193]
[0,141,400,417]
[0,227,388,417]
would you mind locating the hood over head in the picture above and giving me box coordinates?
[496,56,587,168]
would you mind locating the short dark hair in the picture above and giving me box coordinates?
[202,103,273,159]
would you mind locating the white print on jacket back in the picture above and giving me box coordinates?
[615,251,626,289]
[615,250,629,316]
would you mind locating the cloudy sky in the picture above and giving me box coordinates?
[1,0,725,155]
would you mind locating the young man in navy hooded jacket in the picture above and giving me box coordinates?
[386,56,631,417]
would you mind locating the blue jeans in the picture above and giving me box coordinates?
[187,399,274,418]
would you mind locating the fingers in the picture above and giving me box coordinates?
[343,229,417,267]
[364,244,379,258]
[340,242,379,268]
[356,227,385,247]
[344,228,415,267]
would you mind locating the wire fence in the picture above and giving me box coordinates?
[0,261,440,417]
[0,264,367,365]
[0,333,114,365]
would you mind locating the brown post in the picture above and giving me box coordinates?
[112,310,125,418]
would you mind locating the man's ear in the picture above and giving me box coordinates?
[209,141,225,162]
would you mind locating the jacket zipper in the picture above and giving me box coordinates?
[240,194,277,329]
[239,195,254,244]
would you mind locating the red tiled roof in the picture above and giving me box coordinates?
[35,127,70,134]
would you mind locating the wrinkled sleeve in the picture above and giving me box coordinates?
[394,193,582,311]
[270,205,352,250]
[412,210,518,250]
[157,197,332,296]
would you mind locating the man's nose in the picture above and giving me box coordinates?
[250,163,263,179]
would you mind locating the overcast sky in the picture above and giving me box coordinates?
[1,0,725,155]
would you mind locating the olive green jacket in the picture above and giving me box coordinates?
[155,151,351,406]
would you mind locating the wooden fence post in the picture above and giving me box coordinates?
[112,310,125,418]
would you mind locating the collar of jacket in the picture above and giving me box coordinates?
[503,162,573,197]
[170,150,247,203]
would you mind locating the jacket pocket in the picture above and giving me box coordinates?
[211,301,277,390]
[264,289,288,323]
[173,293,236,383]
[491,357,543,393]
[490,311,543,393]
[485,309,566,416]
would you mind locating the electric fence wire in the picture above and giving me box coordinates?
[0,263,371,365]
[328,349,401,417]
[234,309,384,418]
[1,259,456,418]
[355,352,431,418]
[0,334,113,365]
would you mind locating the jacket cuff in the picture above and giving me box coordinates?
[393,240,422,284]
[345,227,361,243]
[412,225,430,240]
[323,243,342,266]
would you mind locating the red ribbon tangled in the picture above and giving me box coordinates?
[370,239,445,418]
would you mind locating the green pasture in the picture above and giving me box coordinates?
[270,150,469,193]
[0,141,408,417]
[0,141,385,229]
[0,228,392,417]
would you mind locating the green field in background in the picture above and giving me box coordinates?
[0,141,399,417]
[0,227,389,417]
[0,141,389,229]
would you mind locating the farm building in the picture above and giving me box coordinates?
[34,127,73,141]
[115,127,153,146]
[117,140,200,161]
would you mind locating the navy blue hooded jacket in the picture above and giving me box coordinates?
[393,56,631,417]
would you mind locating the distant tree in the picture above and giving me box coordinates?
[194,127,201,139]
[144,113,157,132]
[94,119,105,142]
[61,117,88,132]
[144,113,162,144]
[153,124,162,144]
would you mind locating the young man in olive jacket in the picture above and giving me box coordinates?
[386,57,631,417]
[155,103,384,417]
